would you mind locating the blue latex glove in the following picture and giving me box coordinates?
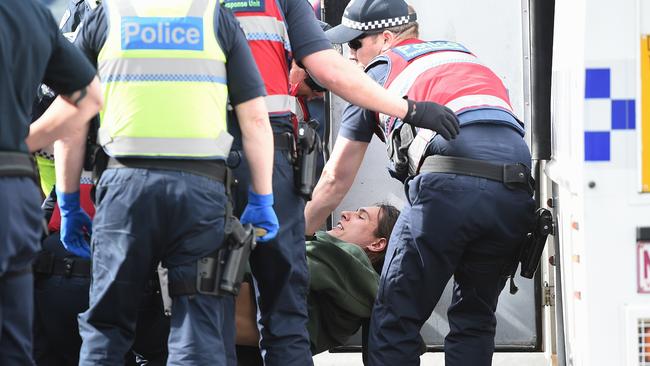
[240,189,279,242]
[56,189,92,258]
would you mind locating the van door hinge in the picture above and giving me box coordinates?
[543,282,555,307]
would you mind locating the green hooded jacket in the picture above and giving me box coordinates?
[306,231,379,354]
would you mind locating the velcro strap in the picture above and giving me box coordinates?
[274,132,295,151]
[107,158,228,183]
[0,152,36,178]
[419,155,530,184]
[168,279,197,297]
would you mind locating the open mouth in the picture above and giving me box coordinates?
[335,222,344,230]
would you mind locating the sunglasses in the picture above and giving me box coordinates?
[348,35,367,51]
[348,32,381,51]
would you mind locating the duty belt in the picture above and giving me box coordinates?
[419,155,533,193]
[107,157,227,183]
[33,252,91,278]
[0,151,37,178]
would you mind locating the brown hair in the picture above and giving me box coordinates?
[366,203,401,274]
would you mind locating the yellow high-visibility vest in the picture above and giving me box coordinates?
[97,0,231,158]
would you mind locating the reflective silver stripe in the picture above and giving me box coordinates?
[236,16,291,52]
[264,95,298,114]
[407,128,435,175]
[187,0,210,17]
[98,129,234,157]
[379,51,511,127]
[113,0,209,17]
[98,58,227,80]
[386,52,483,98]
[445,94,514,113]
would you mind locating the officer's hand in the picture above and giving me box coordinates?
[56,190,92,258]
[240,189,279,243]
[402,99,460,140]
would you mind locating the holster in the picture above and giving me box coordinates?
[219,217,256,296]
[505,208,554,294]
[167,167,257,298]
[518,208,554,278]
[293,119,322,200]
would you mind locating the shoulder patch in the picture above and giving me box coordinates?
[392,41,471,61]
[222,0,265,12]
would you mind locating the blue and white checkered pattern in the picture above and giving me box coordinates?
[104,74,227,84]
[584,67,636,162]
[245,32,292,53]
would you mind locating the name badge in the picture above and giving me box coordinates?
[223,0,265,12]
[121,17,204,51]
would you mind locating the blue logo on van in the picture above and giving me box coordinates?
[121,17,204,51]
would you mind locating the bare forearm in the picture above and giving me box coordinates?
[236,97,274,195]
[305,137,368,234]
[303,49,409,119]
[304,167,351,234]
[54,125,87,193]
[242,123,274,195]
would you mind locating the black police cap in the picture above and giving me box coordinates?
[325,0,417,44]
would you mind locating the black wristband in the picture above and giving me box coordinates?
[305,234,316,241]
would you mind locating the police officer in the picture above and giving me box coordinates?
[305,1,536,365]
[223,0,459,364]
[72,0,278,365]
[0,0,102,364]
[32,2,170,364]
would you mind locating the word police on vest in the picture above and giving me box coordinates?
[122,17,204,51]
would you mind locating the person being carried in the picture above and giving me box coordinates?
[235,204,400,364]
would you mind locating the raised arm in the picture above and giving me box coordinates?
[302,49,459,140]
[302,49,408,119]
[305,136,369,235]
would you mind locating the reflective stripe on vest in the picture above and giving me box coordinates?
[378,50,516,130]
[230,1,293,115]
[236,16,291,53]
[97,0,231,159]
[264,95,298,116]
[376,40,521,175]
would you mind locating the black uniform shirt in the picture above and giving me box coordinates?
[0,0,96,153]
[75,3,266,107]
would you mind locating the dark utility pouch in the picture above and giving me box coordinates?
[294,119,322,200]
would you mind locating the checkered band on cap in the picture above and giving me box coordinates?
[342,13,416,31]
